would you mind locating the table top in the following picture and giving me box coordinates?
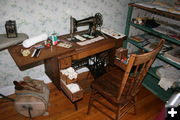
[8,31,125,70]
[8,44,75,70]
[0,33,28,51]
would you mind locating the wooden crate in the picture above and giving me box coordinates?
[115,47,128,59]
[114,47,128,70]
[114,59,127,71]
[60,80,83,102]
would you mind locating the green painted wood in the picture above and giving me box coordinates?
[124,4,179,102]
[128,38,180,69]
[157,55,180,69]
[142,74,173,102]
[148,66,161,79]
[130,22,180,45]
[124,6,133,48]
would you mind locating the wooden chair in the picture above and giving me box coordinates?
[87,39,164,120]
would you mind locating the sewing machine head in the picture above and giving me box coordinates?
[70,13,103,36]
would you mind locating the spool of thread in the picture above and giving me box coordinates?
[22,33,48,48]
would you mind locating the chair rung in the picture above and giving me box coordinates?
[118,103,135,119]
[94,99,116,112]
[92,103,115,120]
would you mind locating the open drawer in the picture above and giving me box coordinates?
[60,80,83,102]
[60,72,77,84]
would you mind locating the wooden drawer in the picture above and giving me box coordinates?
[59,57,72,69]
[72,41,115,60]
[60,80,83,102]
[60,72,77,84]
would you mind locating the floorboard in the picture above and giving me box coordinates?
[0,83,164,120]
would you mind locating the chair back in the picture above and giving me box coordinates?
[117,39,164,101]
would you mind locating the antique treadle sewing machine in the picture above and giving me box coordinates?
[7,13,126,113]
[67,13,109,78]
[70,13,103,37]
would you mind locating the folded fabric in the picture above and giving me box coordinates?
[66,83,80,93]
[157,66,180,91]
[61,67,78,80]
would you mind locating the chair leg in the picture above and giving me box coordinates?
[133,97,137,115]
[87,98,92,115]
[87,89,96,115]
[133,104,136,115]
[115,106,121,120]
[73,101,78,111]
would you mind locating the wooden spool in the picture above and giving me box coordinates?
[14,78,50,118]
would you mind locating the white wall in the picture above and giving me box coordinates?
[0,0,152,95]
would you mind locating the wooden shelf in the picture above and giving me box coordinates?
[129,3,180,20]
[148,66,161,79]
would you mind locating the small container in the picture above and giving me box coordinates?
[5,20,17,38]
[115,47,128,59]
[49,34,58,45]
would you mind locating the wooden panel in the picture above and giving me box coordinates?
[78,72,94,91]
[44,57,61,90]
[72,39,115,60]
[59,56,72,69]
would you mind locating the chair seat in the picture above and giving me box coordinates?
[91,69,132,106]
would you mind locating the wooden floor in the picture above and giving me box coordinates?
[0,83,164,120]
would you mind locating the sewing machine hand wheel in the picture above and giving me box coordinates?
[95,13,103,27]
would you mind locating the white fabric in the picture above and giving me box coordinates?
[22,33,48,48]
[157,66,180,91]
[66,83,80,93]
[76,67,89,74]
[60,67,78,80]
[76,36,104,46]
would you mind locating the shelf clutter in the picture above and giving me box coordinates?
[135,1,180,15]
[129,33,180,65]
[157,66,180,91]
[164,47,180,63]
[125,1,180,101]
